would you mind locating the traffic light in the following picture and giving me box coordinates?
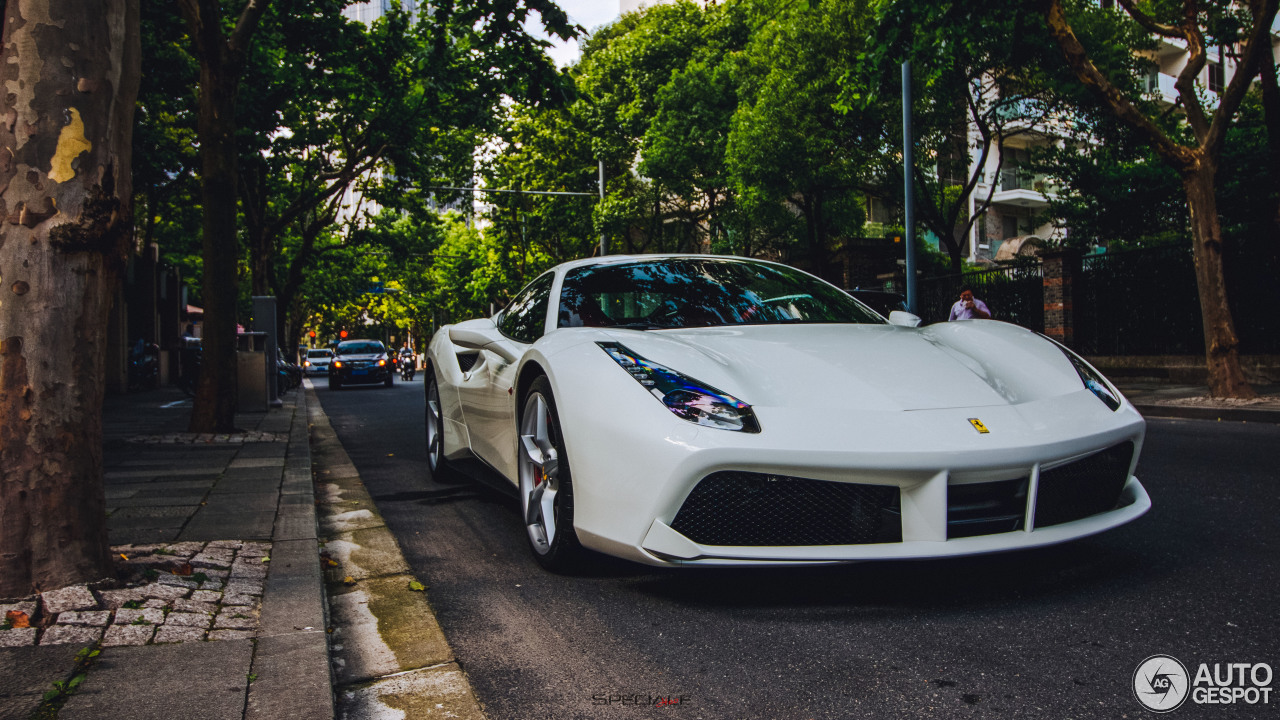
[339,330,348,338]
[309,331,316,338]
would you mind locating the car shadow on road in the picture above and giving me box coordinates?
[622,538,1149,611]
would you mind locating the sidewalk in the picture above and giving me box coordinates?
[2,375,1277,720]
[1,385,330,720]
[1114,379,1280,423]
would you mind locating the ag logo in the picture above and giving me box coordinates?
[967,418,989,434]
[1134,654,1190,713]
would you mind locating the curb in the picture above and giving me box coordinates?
[304,383,487,720]
[1132,402,1280,424]
[246,387,336,719]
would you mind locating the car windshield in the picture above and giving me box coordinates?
[307,350,331,359]
[558,258,886,330]
[335,341,384,355]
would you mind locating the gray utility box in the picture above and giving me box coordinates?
[237,332,267,413]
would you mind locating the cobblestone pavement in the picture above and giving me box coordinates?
[1,541,273,648]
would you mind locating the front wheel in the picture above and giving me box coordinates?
[518,377,581,572]
[425,369,461,483]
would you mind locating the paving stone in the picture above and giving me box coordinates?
[56,610,111,626]
[160,541,206,557]
[222,593,257,607]
[230,564,268,580]
[206,540,242,550]
[143,599,169,609]
[41,584,98,613]
[97,588,146,610]
[40,624,104,645]
[226,580,264,596]
[153,625,206,644]
[141,584,189,601]
[172,599,217,614]
[199,579,226,592]
[0,601,38,618]
[191,554,234,569]
[101,624,155,647]
[199,568,230,580]
[114,608,165,626]
[207,629,255,641]
[214,609,258,630]
[159,574,201,589]
[0,627,37,646]
[191,590,223,604]
[164,612,212,628]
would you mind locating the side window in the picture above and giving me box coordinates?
[497,273,555,344]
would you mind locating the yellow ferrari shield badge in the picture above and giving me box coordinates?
[968,418,990,434]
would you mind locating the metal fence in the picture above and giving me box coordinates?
[1076,243,1280,355]
[917,261,1045,331]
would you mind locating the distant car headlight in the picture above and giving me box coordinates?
[598,342,761,433]
[1043,337,1121,411]
[378,359,386,366]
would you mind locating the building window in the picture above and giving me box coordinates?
[1208,62,1224,94]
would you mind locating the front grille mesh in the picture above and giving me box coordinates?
[670,472,901,546]
[947,478,1028,539]
[1034,442,1134,527]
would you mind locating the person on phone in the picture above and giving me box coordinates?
[948,286,992,321]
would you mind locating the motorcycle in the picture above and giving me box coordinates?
[399,352,416,381]
[128,341,160,392]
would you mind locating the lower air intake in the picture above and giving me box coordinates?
[1034,442,1135,528]
[670,472,901,546]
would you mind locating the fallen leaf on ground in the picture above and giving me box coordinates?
[343,576,356,586]
[5,611,30,628]
[408,581,426,592]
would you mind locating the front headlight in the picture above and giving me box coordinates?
[598,342,761,433]
[333,360,344,368]
[1043,337,1121,411]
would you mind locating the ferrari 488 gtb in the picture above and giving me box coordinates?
[424,255,1149,570]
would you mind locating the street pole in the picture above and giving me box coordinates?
[902,61,918,315]
[598,160,607,256]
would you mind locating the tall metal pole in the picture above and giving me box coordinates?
[598,160,607,256]
[902,61,918,315]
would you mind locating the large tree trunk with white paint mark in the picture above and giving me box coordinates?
[0,0,140,597]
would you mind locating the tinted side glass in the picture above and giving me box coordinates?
[497,273,555,344]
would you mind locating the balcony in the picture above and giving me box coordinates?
[990,168,1056,209]
[1144,70,1180,106]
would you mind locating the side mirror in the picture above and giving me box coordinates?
[448,322,497,350]
[888,310,922,328]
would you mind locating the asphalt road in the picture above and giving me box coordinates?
[314,378,1279,719]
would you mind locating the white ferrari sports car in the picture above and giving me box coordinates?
[424,255,1149,570]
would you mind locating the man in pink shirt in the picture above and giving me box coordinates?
[948,286,992,321]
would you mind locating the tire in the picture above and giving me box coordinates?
[424,368,462,483]
[518,376,582,572]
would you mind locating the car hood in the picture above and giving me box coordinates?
[595,322,1087,412]
[335,353,384,361]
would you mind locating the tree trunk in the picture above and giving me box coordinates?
[1182,166,1256,399]
[0,0,140,597]
[181,0,269,432]
[188,65,241,432]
